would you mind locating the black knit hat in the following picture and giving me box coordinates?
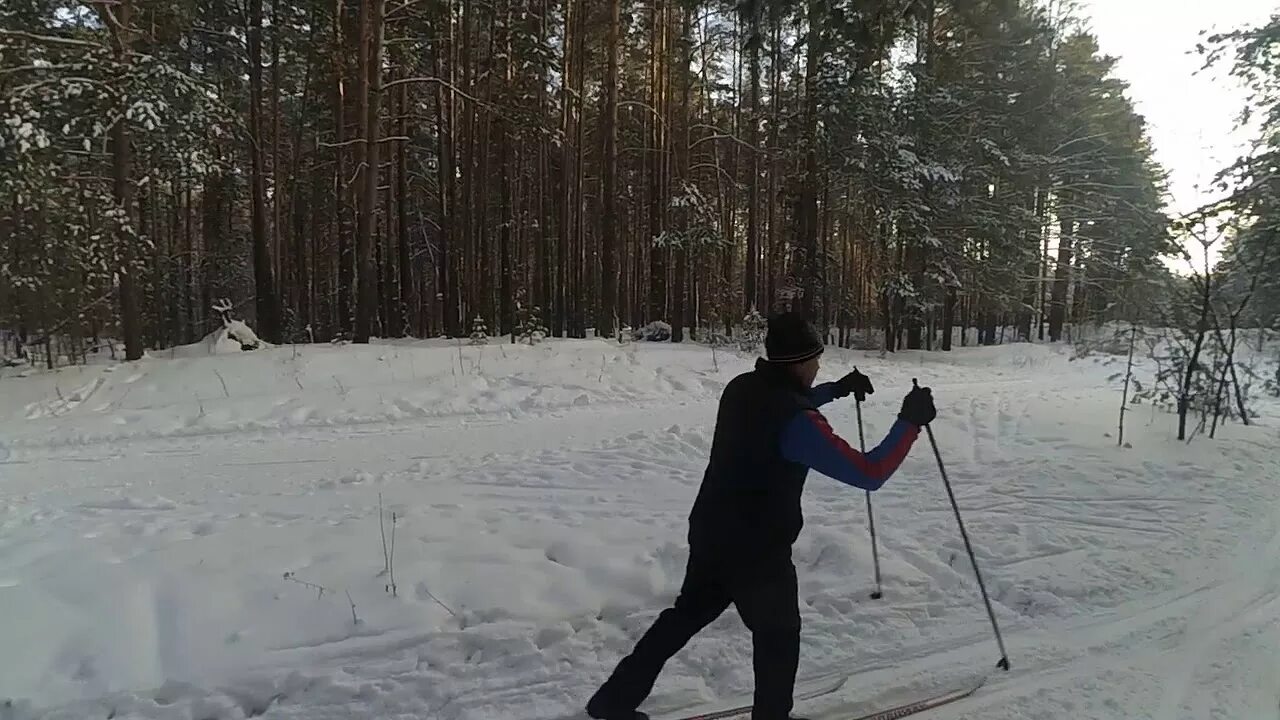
[764,311,824,364]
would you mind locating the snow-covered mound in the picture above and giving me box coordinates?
[1,338,1278,720]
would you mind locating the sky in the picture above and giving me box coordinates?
[1078,0,1274,221]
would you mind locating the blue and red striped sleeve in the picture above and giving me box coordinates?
[780,410,920,491]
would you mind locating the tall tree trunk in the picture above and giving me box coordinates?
[597,0,621,339]
[396,57,413,337]
[436,15,458,337]
[354,0,385,342]
[290,23,316,338]
[571,0,587,338]
[647,0,668,326]
[1048,191,1073,342]
[380,156,394,335]
[744,1,762,315]
[1178,270,1212,441]
[334,0,352,336]
[534,0,551,322]
[765,9,781,313]
[496,0,515,336]
[105,0,142,360]
[671,6,691,342]
[249,0,282,342]
[797,0,823,321]
[271,0,285,324]
[555,0,574,337]
[183,185,196,342]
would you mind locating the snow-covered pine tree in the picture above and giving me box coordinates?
[469,316,489,345]
[739,308,767,353]
[513,303,547,345]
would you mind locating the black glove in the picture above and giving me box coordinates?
[834,368,875,402]
[899,385,936,426]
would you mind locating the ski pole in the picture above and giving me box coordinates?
[855,392,883,600]
[913,378,1010,671]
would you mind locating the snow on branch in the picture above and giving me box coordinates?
[0,29,103,50]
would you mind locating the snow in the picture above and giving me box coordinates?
[1,338,1278,720]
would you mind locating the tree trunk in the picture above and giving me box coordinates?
[571,0,587,338]
[647,0,667,326]
[249,0,282,343]
[556,0,574,336]
[797,0,823,321]
[941,286,956,351]
[436,5,458,337]
[671,6,691,343]
[1179,274,1211,441]
[496,2,515,337]
[597,0,621,339]
[271,0,285,324]
[396,59,413,337]
[183,185,196,342]
[334,0,352,336]
[744,2,762,315]
[105,0,143,360]
[354,0,385,343]
[764,10,782,313]
[290,24,316,339]
[1048,193,1073,342]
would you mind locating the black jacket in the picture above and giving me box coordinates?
[687,359,816,563]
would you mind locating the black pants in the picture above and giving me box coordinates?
[587,550,800,720]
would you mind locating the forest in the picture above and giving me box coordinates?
[0,0,1276,365]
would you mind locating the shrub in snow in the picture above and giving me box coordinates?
[634,321,672,342]
[739,308,767,353]
[1073,331,1133,359]
[514,302,548,345]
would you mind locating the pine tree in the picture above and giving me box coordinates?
[470,315,489,345]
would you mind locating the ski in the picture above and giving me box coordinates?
[833,675,988,720]
[662,673,850,720]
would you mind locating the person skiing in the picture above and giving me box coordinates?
[585,311,937,720]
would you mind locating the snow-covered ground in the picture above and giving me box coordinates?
[1,337,1278,720]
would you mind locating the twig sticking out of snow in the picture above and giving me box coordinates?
[421,583,457,619]
[283,572,329,599]
[282,572,362,627]
[377,495,399,596]
[378,493,389,578]
[345,590,361,626]
[213,369,230,399]
[386,512,398,598]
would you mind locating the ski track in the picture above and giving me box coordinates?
[1,341,1277,720]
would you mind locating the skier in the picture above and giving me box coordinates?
[585,311,937,720]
